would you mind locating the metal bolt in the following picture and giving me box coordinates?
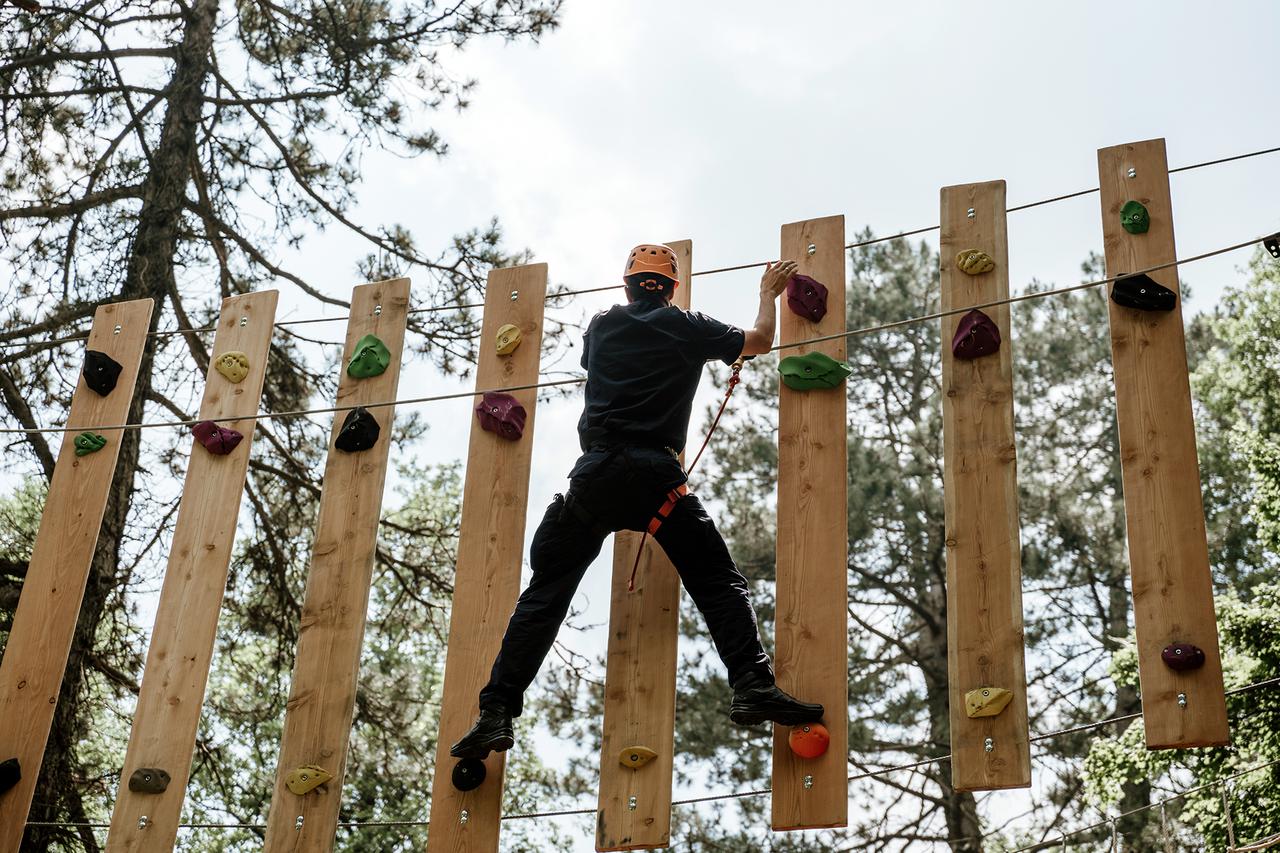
[510,290,519,302]
[460,809,470,825]
[967,208,976,219]
[239,316,248,327]
[807,243,816,256]
[295,815,304,830]
[1178,692,1188,708]
[138,816,149,829]
[628,796,637,811]
[113,324,122,335]
[1127,167,1138,178]
[984,737,994,753]
[374,304,382,316]
[803,775,814,790]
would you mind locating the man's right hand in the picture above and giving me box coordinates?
[760,260,798,299]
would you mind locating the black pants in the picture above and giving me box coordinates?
[478,446,774,716]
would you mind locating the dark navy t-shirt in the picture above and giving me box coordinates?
[577,300,745,453]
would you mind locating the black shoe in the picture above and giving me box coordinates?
[729,673,824,727]
[450,706,515,759]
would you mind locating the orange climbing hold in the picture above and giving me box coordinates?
[788,723,830,759]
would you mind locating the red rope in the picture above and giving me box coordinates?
[628,360,744,592]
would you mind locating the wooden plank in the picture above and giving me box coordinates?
[425,263,548,853]
[105,290,279,851]
[772,216,848,831]
[940,181,1032,791]
[1096,139,1228,749]
[0,298,155,853]
[262,278,410,850]
[595,239,691,852]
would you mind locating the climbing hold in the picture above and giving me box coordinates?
[127,768,171,794]
[777,351,852,391]
[964,687,1013,718]
[618,746,658,770]
[285,764,332,796]
[788,723,830,759]
[1264,233,1280,259]
[83,350,123,396]
[74,432,107,456]
[1111,273,1177,312]
[192,421,244,456]
[0,758,19,795]
[335,406,380,452]
[495,323,523,356]
[951,309,1002,361]
[475,391,527,441]
[1120,200,1151,235]
[452,758,487,792]
[347,334,391,378]
[1161,643,1206,672]
[955,249,995,276]
[785,274,829,323]
[215,351,250,383]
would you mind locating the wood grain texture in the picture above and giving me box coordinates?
[262,279,410,851]
[1097,139,1228,749]
[105,290,279,851]
[772,216,848,831]
[426,264,548,853]
[0,298,155,853]
[940,181,1031,791]
[595,240,691,852]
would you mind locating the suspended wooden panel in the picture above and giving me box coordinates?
[262,278,410,851]
[0,298,155,853]
[772,215,849,832]
[940,180,1031,792]
[105,290,278,851]
[1097,138,1228,749]
[596,239,691,852]
[426,264,548,853]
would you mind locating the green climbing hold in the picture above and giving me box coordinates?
[1120,200,1150,234]
[74,432,107,456]
[778,351,852,391]
[347,334,391,378]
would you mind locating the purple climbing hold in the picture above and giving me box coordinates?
[951,309,1002,360]
[475,391,526,441]
[1161,643,1206,672]
[192,420,244,456]
[785,274,829,323]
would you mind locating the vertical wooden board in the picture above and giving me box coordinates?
[773,216,848,831]
[262,278,410,851]
[426,264,548,853]
[595,240,691,852]
[105,290,279,851]
[940,181,1032,791]
[1097,139,1228,749]
[0,298,154,853]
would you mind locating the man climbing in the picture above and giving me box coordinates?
[451,244,824,759]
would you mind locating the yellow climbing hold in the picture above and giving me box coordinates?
[285,764,333,795]
[215,351,250,383]
[956,249,995,275]
[618,746,657,770]
[964,687,1013,718]
[496,323,523,356]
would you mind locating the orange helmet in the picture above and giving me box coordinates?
[623,244,680,292]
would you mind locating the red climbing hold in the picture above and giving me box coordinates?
[788,722,830,759]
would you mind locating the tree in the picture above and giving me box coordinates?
[0,1,559,847]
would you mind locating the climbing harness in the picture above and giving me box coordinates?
[627,358,744,592]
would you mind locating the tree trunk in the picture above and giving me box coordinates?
[1110,579,1152,850]
[22,1,220,847]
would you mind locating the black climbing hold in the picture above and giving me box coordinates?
[192,421,244,456]
[83,350,123,396]
[785,274,829,323]
[475,391,526,441]
[452,758,486,792]
[127,767,171,794]
[951,309,1002,361]
[1161,643,1206,672]
[1111,273,1177,312]
[0,757,19,795]
[1264,233,1280,259]
[335,406,380,452]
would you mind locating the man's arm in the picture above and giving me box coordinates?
[740,259,798,356]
